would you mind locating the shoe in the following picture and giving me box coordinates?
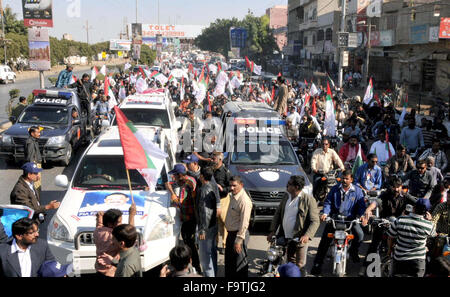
[310,263,322,276]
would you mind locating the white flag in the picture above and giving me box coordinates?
[107,87,118,110]
[310,83,319,96]
[136,77,148,94]
[253,63,262,75]
[324,95,336,137]
[100,65,107,76]
[363,78,373,105]
[124,62,132,71]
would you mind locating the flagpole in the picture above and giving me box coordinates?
[125,168,135,205]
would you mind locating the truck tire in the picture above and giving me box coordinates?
[61,144,72,166]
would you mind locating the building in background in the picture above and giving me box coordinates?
[62,33,73,41]
[266,5,288,52]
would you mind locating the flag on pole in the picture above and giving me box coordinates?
[124,62,132,71]
[69,75,77,85]
[245,56,251,70]
[310,83,319,96]
[352,144,364,177]
[385,130,393,159]
[363,77,374,105]
[119,81,127,101]
[304,79,308,86]
[100,65,107,76]
[113,106,168,191]
[271,86,275,103]
[327,73,336,90]
[399,93,408,127]
[104,76,110,97]
[91,66,99,82]
[217,62,222,72]
[253,63,262,75]
[324,82,336,137]
[138,67,147,79]
[299,92,311,121]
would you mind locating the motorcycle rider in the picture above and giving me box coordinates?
[299,115,320,139]
[355,154,383,194]
[339,134,367,169]
[384,144,415,178]
[402,159,435,199]
[310,169,369,275]
[360,177,417,275]
[426,156,444,185]
[369,129,396,166]
[267,176,320,276]
[94,94,111,122]
[311,138,345,200]
[419,139,448,173]
[400,117,424,156]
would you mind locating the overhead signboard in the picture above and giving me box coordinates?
[110,39,132,51]
[230,27,248,48]
[439,17,450,39]
[410,24,428,44]
[135,24,205,39]
[348,33,358,48]
[22,0,53,27]
[338,32,349,47]
[28,27,50,71]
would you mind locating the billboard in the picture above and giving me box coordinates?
[439,17,450,39]
[28,27,50,70]
[110,39,132,51]
[132,23,143,45]
[22,0,53,28]
[135,24,205,39]
[230,27,248,48]
[410,24,428,44]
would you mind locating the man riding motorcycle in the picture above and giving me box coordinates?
[383,144,415,179]
[339,134,367,170]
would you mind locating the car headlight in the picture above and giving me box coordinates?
[49,216,72,242]
[46,136,65,146]
[267,249,278,262]
[1,134,12,144]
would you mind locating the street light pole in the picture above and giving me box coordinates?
[136,0,138,23]
[338,0,346,89]
[363,17,372,87]
[0,0,6,64]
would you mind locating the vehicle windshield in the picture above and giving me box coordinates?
[73,156,148,189]
[18,107,69,124]
[230,139,298,165]
[112,109,170,128]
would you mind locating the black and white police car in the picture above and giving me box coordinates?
[0,88,90,166]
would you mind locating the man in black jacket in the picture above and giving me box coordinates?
[25,126,42,192]
[197,167,221,277]
[212,152,232,252]
[10,162,60,220]
[69,73,93,125]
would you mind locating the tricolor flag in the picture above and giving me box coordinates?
[310,83,319,96]
[304,79,308,86]
[324,82,336,137]
[104,77,118,109]
[385,130,393,159]
[138,67,147,79]
[119,81,127,101]
[100,65,107,76]
[352,144,364,178]
[327,73,336,90]
[244,56,261,75]
[299,92,311,122]
[69,75,77,84]
[363,77,374,105]
[91,66,99,82]
[168,75,175,83]
[113,106,168,191]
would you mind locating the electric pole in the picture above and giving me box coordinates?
[338,0,346,89]
[136,0,138,23]
[363,17,373,88]
[83,20,93,45]
[0,0,6,64]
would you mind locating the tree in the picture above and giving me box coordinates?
[139,44,156,66]
[3,6,27,35]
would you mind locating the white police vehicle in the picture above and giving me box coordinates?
[112,89,181,162]
[48,126,180,274]
[0,88,89,166]
[217,102,312,226]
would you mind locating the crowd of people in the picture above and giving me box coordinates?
[2,52,449,278]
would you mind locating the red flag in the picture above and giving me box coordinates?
[217,62,222,72]
[113,106,148,169]
[229,71,234,79]
[104,76,110,97]
[311,97,317,116]
[375,93,381,106]
[278,72,281,77]
[271,86,275,102]
[194,70,198,80]
[188,63,194,74]
[304,79,308,86]
[385,130,392,159]
[261,84,265,92]
[199,67,205,82]
[139,66,147,78]
[245,56,251,70]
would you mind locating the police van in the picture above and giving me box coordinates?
[111,89,181,162]
[217,101,312,226]
[48,126,180,274]
[0,88,90,166]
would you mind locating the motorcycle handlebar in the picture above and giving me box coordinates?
[326,217,361,231]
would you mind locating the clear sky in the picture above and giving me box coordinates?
[4,0,287,43]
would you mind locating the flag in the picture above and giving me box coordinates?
[113,106,168,191]
[399,94,408,127]
[385,130,392,159]
[278,72,281,77]
[188,63,194,74]
[304,79,308,86]
[100,65,107,76]
[180,77,185,100]
[299,92,311,121]
[310,83,319,96]
[168,75,175,83]
[245,56,251,70]
[135,77,148,94]
[104,76,110,97]
[138,66,147,79]
[124,62,132,71]
[363,78,374,105]
[91,66,99,82]
[119,81,127,101]
[324,82,336,137]
[327,73,336,90]
[253,63,262,75]
[311,97,317,116]
[271,86,275,103]
[374,93,381,106]
[207,92,211,112]
[198,67,205,83]
[69,75,77,84]
[352,144,364,177]
[217,62,222,72]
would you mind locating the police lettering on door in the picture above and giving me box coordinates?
[238,126,282,135]
[34,98,69,105]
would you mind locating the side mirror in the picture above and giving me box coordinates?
[55,175,69,188]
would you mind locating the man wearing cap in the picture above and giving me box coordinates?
[387,198,435,277]
[10,162,60,220]
[0,218,56,277]
[167,164,202,274]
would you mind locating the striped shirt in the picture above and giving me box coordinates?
[387,213,435,261]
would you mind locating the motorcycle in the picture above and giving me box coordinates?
[93,113,110,135]
[314,169,341,204]
[260,236,300,277]
[370,217,396,277]
[297,137,318,172]
[325,216,361,277]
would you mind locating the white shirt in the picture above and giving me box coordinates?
[282,193,300,239]
[287,112,301,126]
[369,140,396,164]
[11,239,32,277]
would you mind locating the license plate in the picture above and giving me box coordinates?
[335,253,341,263]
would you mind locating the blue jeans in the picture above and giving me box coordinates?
[198,225,218,277]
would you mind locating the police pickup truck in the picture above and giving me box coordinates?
[0,88,90,166]
[217,102,312,226]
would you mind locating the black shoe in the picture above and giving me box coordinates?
[310,263,322,276]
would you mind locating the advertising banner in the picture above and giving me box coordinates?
[136,24,205,39]
[132,23,143,45]
[22,0,53,27]
[410,24,428,44]
[28,27,50,71]
[110,39,132,51]
[429,26,440,42]
[439,17,450,39]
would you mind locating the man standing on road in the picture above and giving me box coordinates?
[10,162,60,220]
[55,65,73,88]
[311,169,369,275]
[224,176,252,277]
[387,198,435,277]
[267,176,320,276]
[273,76,288,116]
[25,126,42,193]
[11,97,27,122]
